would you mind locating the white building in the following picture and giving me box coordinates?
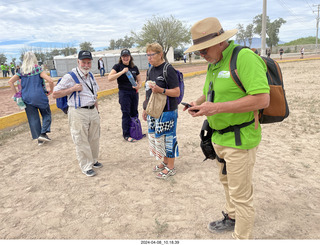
[53,47,174,77]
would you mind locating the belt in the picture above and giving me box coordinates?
[214,119,255,146]
[81,105,95,109]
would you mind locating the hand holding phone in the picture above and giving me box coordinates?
[181,102,192,108]
[181,102,199,112]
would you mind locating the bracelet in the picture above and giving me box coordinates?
[162,88,166,94]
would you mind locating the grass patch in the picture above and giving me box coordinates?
[154,218,168,237]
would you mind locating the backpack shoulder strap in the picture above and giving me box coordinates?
[230,45,246,93]
[89,72,94,80]
[68,71,81,108]
[230,46,260,130]
[69,71,80,84]
[146,65,153,81]
[163,62,172,84]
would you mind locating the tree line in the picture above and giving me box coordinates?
[235,14,286,50]
[1,14,286,65]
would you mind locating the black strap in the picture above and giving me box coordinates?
[76,69,95,95]
[230,45,246,93]
[214,119,255,146]
[216,155,227,175]
[147,63,171,110]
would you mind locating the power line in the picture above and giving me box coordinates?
[278,0,311,24]
[305,0,317,15]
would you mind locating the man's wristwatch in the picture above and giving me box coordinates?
[162,88,166,94]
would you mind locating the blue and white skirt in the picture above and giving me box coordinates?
[147,109,179,160]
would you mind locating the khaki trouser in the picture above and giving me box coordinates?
[214,144,258,239]
[68,107,100,172]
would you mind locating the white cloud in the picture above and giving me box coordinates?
[0,0,318,61]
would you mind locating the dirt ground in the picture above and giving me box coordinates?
[0,58,320,240]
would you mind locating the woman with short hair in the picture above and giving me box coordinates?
[142,43,180,179]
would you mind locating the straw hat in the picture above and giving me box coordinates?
[184,17,238,53]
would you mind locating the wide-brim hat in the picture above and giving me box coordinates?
[184,17,238,54]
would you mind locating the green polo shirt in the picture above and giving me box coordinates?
[203,41,270,149]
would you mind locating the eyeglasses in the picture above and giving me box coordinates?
[146,53,159,57]
[194,48,209,56]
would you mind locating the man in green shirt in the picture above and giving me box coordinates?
[4,64,9,77]
[1,63,6,77]
[184,17,270,239]
[10,62,15,76]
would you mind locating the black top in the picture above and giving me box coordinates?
[112,63,140,91]
[146,62,179,111]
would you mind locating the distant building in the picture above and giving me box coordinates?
[53,47,174,77]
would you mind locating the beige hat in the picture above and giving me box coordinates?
[184,17,238,54]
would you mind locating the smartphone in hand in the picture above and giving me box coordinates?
[181,102,192,108]
[181,102,199,112]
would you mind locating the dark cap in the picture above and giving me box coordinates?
[78,50,93,60]
[121,49,131,56]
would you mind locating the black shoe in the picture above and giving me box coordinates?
[93,162,103,168]
[38,133,51,142]
[208,211,235,233]
[83,169,96,177]
[38,140,44,146]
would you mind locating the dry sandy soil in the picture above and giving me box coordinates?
[0,59,319,240]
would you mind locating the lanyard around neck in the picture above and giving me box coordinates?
[76,69,94,95]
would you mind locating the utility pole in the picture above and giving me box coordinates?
[314,4,320,53]
[261,0,267,56]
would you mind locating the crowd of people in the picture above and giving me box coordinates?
[6,16,275,239]
[1,62,20,77]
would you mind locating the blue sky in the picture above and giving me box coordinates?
[0,0,318,62]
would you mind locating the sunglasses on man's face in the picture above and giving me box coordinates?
[194,48,209,56]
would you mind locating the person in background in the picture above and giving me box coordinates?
[279,48,284,60]
[98,57,105,77]
[16,65,21,74]
[267,48,271,58]
[108,49,142,142]
[1,63,5,77]
[52,50,102,177]
[10,62,15,76]
[184,17,270,239]
[300,47,304,59]
[4,64,9,77]
[8,51,54,146]
[142,43,180,179]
